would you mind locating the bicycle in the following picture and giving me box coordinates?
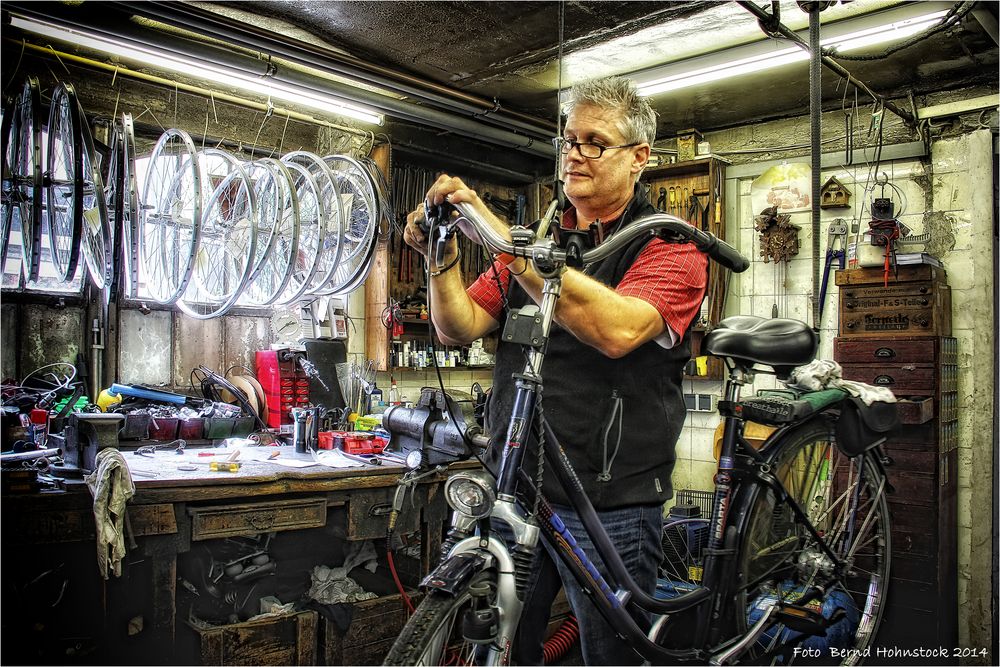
[383,200,897,665]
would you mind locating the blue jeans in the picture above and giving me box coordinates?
[499,502,663,666]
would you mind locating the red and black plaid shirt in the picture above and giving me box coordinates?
[467,208,708,346]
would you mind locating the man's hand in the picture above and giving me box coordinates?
[425,174,511,249]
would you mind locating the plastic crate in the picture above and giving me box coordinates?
[673,489,715,519]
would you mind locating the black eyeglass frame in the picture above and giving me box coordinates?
[552,137,640,159]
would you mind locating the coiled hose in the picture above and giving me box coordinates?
[542,615,579,664]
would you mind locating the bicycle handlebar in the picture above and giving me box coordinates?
[452,202,750,273]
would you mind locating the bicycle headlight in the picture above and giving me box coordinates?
[443,471,495,519]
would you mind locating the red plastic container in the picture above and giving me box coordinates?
[148,417,179,441]
[342,433,387,455]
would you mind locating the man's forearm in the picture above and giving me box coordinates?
[428,263,496,344]
[509,258,664,358]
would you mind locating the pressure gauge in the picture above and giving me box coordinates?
[270,310,302,342]
[406,450,424,470]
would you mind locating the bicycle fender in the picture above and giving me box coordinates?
[421,552,487,595]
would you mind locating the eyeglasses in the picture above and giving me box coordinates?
[552,137,639,159]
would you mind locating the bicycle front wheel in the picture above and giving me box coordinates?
[735,419,890,665]
[384,570,498,666]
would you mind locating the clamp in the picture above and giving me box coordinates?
[818,220,848,320]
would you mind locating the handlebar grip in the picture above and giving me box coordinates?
[711,237,750,273]
[693,233,750,273]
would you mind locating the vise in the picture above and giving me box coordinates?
[382,388,483,468]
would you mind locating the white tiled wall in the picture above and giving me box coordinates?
[671,130,993,651]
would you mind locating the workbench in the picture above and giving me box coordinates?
[1,446,460,665]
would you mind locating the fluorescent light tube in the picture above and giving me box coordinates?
[635,9,950,97]
[11,16,384,126]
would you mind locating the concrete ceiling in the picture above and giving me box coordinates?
[3,0,997,183]
[208,0,999,175]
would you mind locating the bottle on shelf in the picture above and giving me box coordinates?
[389,379,399,405]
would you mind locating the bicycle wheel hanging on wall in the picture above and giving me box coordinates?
[45,82,84,283]
[238,157,299,307]
[1,95,16,272]
[104,114,141,298]
[119,114,141,298]
[317,154,380,295]
[273,158,324,305]
[139,128,202,304]
[176,158,258,319]
[13,77,43,283]
[734,420,891,663]
[282,150,345,298]
[76,95,113,292]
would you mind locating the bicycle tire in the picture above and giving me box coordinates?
[733,418,890,665]
[384,571,496,666]
[45,82,83,283]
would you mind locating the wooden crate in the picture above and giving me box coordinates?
[188,610,317,665]
[321,592,423,665]
[835,266,951,338]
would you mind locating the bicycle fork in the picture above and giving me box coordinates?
[432,501,539,665]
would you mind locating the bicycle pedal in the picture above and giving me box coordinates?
[775,602,844,637]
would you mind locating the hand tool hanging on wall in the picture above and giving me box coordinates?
[656,187,667,212]
[818,219,847,321]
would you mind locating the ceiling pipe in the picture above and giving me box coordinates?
[737,0,919,129]
[110,0,558,137]
[4,4,557,159]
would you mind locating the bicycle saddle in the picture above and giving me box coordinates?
[703,316,817,371]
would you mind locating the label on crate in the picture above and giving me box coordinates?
[844,295,932,310]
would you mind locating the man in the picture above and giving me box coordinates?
[403,75,707,664]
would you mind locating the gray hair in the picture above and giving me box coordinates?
[564,76,657,146]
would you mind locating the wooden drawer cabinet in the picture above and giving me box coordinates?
[347,486,423,540]
[186,610,317,665]
[833,267,957,657]
[188,497,328,541]
[321,592,423,665]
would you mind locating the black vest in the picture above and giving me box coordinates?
[485,187,694,509]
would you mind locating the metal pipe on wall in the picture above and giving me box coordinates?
[808,5,823,328]
[736,0,919,129]
[4,4,557,159]
[118,0,557,136]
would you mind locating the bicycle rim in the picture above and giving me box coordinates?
[2,94,17,271]
[15,77,42,283]
[176,161,257,319]
[239,157,299,306]
[273,159,323,305]
[311,154,378,295]
[735,420,890,665]
[120,114,141,299]
[45,83,83,282]
[385,572,495,666]
[283,150,344,296]
[139,128,202,304]
[76,97,112,293]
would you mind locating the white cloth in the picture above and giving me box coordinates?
[84,448,136,578]
[785,359,897,405]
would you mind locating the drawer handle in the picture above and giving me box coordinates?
[369,503,393,517]
[246,511,276,531]
[873,375,895,385]
[873,347,896,359]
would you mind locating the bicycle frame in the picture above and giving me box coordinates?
[414,205,878,665]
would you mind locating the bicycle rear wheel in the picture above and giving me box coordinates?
[735,419,890,665]
[384,571,496,666]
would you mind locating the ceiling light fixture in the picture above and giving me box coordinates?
[633,8,950,98]
[10,15,385,126]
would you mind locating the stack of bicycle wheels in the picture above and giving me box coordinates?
[1,77,387,314]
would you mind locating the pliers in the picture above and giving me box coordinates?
[819,220,848,320]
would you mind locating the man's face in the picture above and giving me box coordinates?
[560,103,647,215]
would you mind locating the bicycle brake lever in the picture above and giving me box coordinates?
[422,201,459,267]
